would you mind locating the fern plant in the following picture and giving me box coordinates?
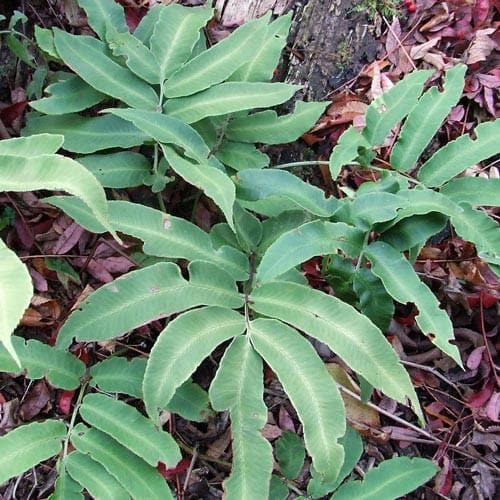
[25,0,327,218]
[1,1,496,496]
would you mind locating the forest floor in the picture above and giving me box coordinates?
[0,1,499,499]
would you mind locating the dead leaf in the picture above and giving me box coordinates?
[466,27,497,64]
[20,381,51,420]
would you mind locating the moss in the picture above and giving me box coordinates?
[352,0,401,20]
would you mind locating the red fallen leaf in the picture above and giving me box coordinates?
[57,390,75,415]
[467,291,498,308]
[124,6,142,32]
[157,458,190,479]
[435,455,453,496]
[467,378,494,408]
[473,0,491,26]
[0,101,28,126]
[73,344,91,366]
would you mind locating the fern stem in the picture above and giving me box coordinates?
[62,381,88,458]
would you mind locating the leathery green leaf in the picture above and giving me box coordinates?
[57,262,242,349]
[106,24,160,84]
[439,177,500,207]
[0,420,66,485]
[150,4,213,81]
[209,336,272,500]
[331,456,438,500]
[0,133,63,156]
[79,393,181,467]
[133,4,162,44]
[275,432,306,480]
[29,75,105,115]
[77,0,127,40]
[0,240,32,366]
[164,15,268,97]
[236,169,338,217]
[23,114,149,154]
[53,29,158,109]
[49,463,84,500]
[250,318,345,482]
[390,64,467,171]
[362,70,432,146]
[164,82,301,123]
[144,307,246,420]
[450,203,500,259]
[0,336,85,389]
[64,452,128,500]
[225,101,328,145]
[77,151,150,188]
[162,145,235,230]
[329,126,369,178]
[216,141,270,170]
[230,13,292,82]
[256,221,364,283]
[0,154,118,241]
[250,282,423,421]
[70,425,173,500]
[43,198,249,280]
[365,241,461,365]
[418,119,500,187]
[105,108,210,161]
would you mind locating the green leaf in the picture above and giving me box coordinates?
[77,151,150,188]
[390,65,467,171]
[353,268,394,332]
[53,29,158,109]
[236,169,338,217]
[439,177,500,206]
[256,221,364,283]
[216,141,270,171]
[150,4,213,82]
[7,35,35,67]
[65,452,128,500]
[23,113,148,153]
[164,82,301,123]
[329,127,369,178]
[133,4,162,45]
[250,318,345,482]
[380,212,448,251]
[0,133,63,156]
[167,379,212,422]
[105,107,210,162]
[144,306,245,420]
[233,202,263,252]
[250,282,422,420]
[49,464,84,500]
[164,15,267,97]
[79,393,181,467]
[275,432,306,480]
[230,13,292,82]
[269,475,289,500]
[0,240,31,366]
[162,145,236,230]
[0,420,66,485]
[331,456,438,500]
[363,70,432,146]
[226,101,327,144]
[70,424,173,500]
[43,198,249,280]
[0,336,85,389]
[106,24,160,84]
[0,153,117,240]
[34,26,59,59]
[209,336,272,499]
[77,0,127,40]
[90,356,145,398]
[308,426,363,498]
[450,203,500,258]
[57,262,243,349]
[365,241,460,365]
[418,119,500,187]
[30,75,105,114]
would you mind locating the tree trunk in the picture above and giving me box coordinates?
[214,0,378,100]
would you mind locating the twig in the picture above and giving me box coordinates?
[182,445,198,493]
[382,16,417,71]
